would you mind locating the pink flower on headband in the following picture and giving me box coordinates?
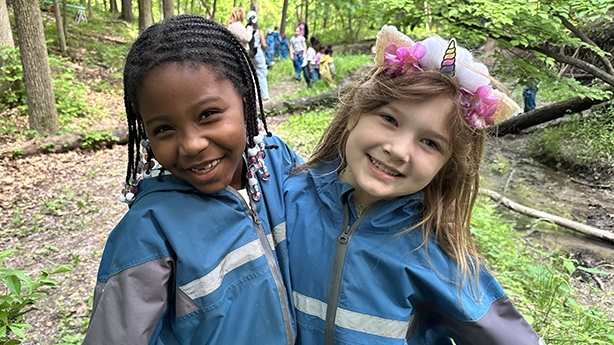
[461,85,500,128]
[384,43,426,76]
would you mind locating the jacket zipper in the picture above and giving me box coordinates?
[324,199,383,345]
[227,187,295,345]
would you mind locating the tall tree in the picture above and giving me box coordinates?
[162,0,173,19]
[62,0,67,37]
[279,0,289,34]
[88,0,93,19]
[139,0,154,30]
[0,0,13,48]
[110,0,118,13]
[12,0,59,135]
[121,0,134,22]
[52,0,67,52]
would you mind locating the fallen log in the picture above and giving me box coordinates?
[263,89,338,114]
[487,97,597,136]
[479,188,614,244]
[0,126,129,160]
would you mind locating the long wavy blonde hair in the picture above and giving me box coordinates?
[296,67,485,293]
[226,7,245,26]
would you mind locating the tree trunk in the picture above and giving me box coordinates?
[280,0,288,35]
[251,0,259,13]
[12,0,59,135]
[110,0,118,13]
[304,0,308,38]
[211,0,216,21]
[487,97,597,136]
[62,0,67,37]
[0,0,13,47]
[138,0,153,30]
[52,0,67,52]
[177,0,181,15]
[121,0,134,22]
[88,0,93,19]
[162,0,173,19]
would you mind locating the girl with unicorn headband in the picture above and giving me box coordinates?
[283,25,544,344]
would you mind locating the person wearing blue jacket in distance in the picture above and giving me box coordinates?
[283,26,543,344]
[83,15,301,345]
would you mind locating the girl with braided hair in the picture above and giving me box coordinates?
[83,15,300,344]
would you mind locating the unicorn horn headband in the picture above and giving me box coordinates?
[373,25,520,128]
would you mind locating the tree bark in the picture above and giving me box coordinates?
[480,189,614,244]
[110,0,118,13]
[88,0,93,19]
[487,97,597,136]
[279,0,288,35]
[0,0,14,48]
[52,0,67,52]
[138,0,153,31]
[12,0,59,135]
[162,0,173,19]
[121,0,134,22]
[62,0,67,37]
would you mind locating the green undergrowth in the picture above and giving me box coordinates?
[277,108,334,160]
[268,53,372,99]
[472,200,614,343]
[529,105,614,180]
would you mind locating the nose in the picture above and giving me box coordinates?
[383,134,413,163]
[179,128,210,157]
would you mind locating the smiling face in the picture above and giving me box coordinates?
[340,96,453,206]
[137,63,247,193]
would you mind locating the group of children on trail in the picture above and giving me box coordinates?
[290,27,336,87]
[82,15,545,345]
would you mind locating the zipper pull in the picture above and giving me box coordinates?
[338,226,351,243]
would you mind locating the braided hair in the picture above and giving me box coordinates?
[123,15,273,187]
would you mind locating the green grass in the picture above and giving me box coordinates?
[268,53,373,99]
[277,109,334,160]
[529,105,614,171]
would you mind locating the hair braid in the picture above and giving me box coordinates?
[122,15,272,187]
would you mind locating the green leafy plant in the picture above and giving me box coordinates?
[82,131,119,150]
[0,249,73,344]
[9,149,22,160]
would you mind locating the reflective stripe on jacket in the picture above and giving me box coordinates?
[283,160,543,345]
[84,136,301,345]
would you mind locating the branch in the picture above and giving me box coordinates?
[555,15,614,75]
[480,189,614,244]
[531,43,614,87]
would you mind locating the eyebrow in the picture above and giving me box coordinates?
[144,95,223,127]
[380,104,452,151]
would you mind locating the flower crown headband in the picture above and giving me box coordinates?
[373,25,520,128]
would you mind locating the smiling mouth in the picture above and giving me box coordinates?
[370,156,401,177]
[190,159,221,174]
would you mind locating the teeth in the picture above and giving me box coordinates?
[370,157,400,176]
[191,159,220,174]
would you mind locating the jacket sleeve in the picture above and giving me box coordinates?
[408,295,544,345]
[83,258,174,345]
[83,208,176,345]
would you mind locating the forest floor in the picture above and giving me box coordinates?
[1,64,613,343]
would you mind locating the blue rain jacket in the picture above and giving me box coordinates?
[284,160,543,345]
[84,136,301,345]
